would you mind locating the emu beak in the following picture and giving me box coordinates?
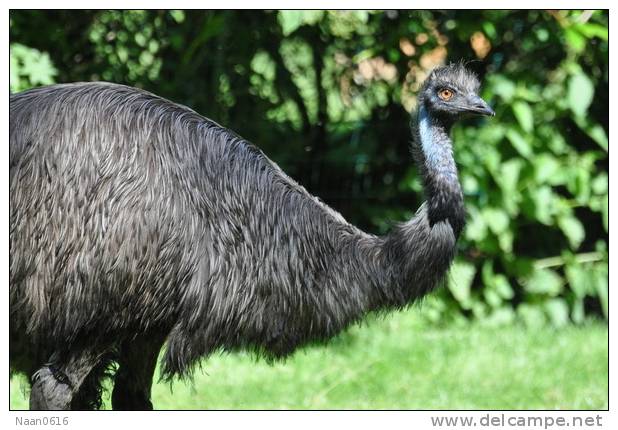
[464,95,495,116]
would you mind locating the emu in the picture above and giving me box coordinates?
[9,64,494,410]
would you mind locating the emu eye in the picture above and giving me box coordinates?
[438,88,454,101]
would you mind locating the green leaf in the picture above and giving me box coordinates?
[471,301,488,320]
[483,208,509,234]
[572,116,608,152]
[278,11,304,36]
[498,230,514,253]
[509,257,534,279]
[586,124,608,151]
[570,164,592,205]
[545,299,570,327]
[482,22,497,39]
[601,194,608,232]
[495,159,522,216]
[461,175,479,194]
[525,268,563,296]
[558,215,585,249]
[512,101,534,132]
[574,22,608,41]
[482,307,515,326]
[484,288,502,308]
[448,261,476,306]
[480,145,501,173]
[251,51,276,80]
[547,129,568,155]
[506,128,532,158]
[492,274,514,299]
[464,208,488,242]
[481,262,513,308]
[490,76,516,102]
[169,10,185,23]
[495,158,522,193]
[591,173,608,195]
[593,264,608,318]
[481,261,495,287]
[568,72,594,118]
[299,10,324,26]
[571,298,585,324]
[278,10,323,36]
[529,186,554,225]
[11,43,57,88]
[565,264,594,298]
[564,27,586,53]
[517,303,547,327]
[10,54,20,92]
[515,84,542,103]
[535,28,549,42]
[533,153,560,184]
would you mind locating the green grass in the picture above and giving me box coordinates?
[10,312,608,410]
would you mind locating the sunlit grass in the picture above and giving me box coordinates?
[10,311,608,410]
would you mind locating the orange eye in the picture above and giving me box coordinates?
[438,88,454,101]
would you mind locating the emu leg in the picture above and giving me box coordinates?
[70,354,115,410]
[29,353,100,410]
[111,339,163,410]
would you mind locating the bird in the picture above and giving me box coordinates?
[9,62,493,409]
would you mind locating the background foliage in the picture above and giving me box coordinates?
[9,10,608,328]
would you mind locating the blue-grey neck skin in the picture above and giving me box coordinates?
[414,104,465,237]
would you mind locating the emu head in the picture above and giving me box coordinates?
[419,63,495,121]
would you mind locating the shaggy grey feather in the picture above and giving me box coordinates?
[9,63,492,410]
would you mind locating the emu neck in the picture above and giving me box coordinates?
[416,105,465,237]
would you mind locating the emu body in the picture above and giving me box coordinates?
[10,64,492,409]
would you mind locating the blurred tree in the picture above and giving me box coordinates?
[9,10,608,327]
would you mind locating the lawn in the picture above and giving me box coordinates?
[10,311,608,410]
